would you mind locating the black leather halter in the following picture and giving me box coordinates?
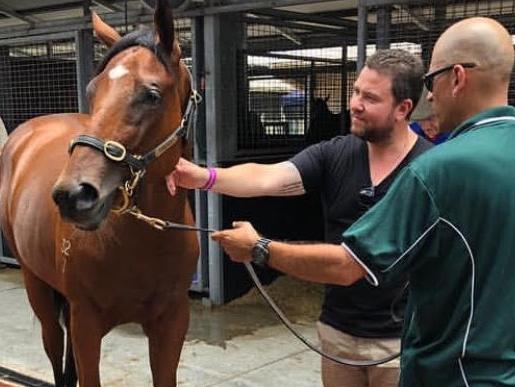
[68,90,201,173]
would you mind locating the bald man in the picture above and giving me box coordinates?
[212,17,515,387]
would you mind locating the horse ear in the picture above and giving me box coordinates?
[154,0,180,62]
[325,95,330,102]
[92,12,121,47]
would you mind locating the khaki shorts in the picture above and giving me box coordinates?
[317,321,400,387]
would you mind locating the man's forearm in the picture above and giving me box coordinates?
[212,163,270,197]
[267,242,366,286]
[213,162,304,197]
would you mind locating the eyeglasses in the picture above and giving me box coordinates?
[358,186,376,209]
[423,63,476,92]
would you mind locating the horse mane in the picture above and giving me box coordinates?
[95,26,174,76]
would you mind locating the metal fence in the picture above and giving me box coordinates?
[0,17,192,135]
[0,37,78,133]
[238,21,354,153]
[236,0,515,155]
[368,0,515,104]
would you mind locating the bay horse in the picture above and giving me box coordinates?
[0,1,198,386]
[305,96,350,144]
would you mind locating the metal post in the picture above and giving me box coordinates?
[203,13,242,305]
[340,42,348,133]
[75,1,93,113]
[191,16,209,294]
[0,45,17,266]
[357,0,368,72]
[309,59,316,114]
[0,233,4,262]
[376,5,391,49]
[424,1,447,66]
[0,46,13,132]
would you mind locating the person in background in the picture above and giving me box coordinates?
[212,16,515,387]
[167,49,432,387]
[409,88,448,144]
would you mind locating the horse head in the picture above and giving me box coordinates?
[311,95,331,117]
[52,0,192,230]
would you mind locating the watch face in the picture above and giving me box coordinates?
[251,243,269,266]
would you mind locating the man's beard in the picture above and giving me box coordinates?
[351,111,396,143]
[352,122,395,143]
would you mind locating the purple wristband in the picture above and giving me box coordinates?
[201,167,217,190]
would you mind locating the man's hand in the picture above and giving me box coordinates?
[211,221,260,262]
[165,157,209,196]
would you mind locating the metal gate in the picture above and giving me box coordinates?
[0,33,78,134]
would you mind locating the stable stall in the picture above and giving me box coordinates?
[0,0,513,305]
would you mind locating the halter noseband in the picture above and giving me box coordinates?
[68,89,202,212]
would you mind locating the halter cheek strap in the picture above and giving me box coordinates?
[68,90,202,173]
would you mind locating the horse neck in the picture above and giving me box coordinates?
[136,137,185,215]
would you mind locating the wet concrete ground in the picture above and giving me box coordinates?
[0,266,324,386]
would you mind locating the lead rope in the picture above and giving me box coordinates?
[130,211,400,367]
[243,261,400,366]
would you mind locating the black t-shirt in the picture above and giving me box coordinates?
[290,134,433,338]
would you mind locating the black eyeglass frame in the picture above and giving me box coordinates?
[359,186,375,198]
[358,186,376,209]
[423,63,476,92]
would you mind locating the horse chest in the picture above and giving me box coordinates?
[58,227,195,301]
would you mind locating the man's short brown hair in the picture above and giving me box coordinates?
[365,49,424,118]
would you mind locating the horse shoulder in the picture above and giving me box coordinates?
[0,113,89,287]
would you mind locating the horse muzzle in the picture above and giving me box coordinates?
[52,182,112,230]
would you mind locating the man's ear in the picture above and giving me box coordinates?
[451,65,467,97]
[396,99,414,121]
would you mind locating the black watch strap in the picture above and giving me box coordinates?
[257,237,272,248]
[251,237,272,266]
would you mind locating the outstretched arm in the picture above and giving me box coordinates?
[212,221,366,286]
[166,157,305,197]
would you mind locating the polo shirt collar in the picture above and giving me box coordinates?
[448,105,515,140]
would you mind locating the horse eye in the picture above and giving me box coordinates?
[142,86,162,105]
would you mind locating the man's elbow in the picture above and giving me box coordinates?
[334,262,367,286]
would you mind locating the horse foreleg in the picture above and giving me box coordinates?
[69,303,105,387]
[143,297,190,387]
[22,269,65,386]
[63,303,77,386]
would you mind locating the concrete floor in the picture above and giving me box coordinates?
[0,266,324,386]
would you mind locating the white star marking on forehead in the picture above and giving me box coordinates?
[108,64,130,80]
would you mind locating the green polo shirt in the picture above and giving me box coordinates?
[342,106,515,387]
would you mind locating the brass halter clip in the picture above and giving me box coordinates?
[111,187,130,214]
[127,207,167,230]
[111,165,145,214]
[125,164,144,197]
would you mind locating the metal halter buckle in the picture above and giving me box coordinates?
[103,140,127,162]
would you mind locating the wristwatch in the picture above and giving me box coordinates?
[251,237,272,267]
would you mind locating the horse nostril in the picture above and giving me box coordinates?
[71,183,99,211]
[52,187,69,208]
[52,183,99,214]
